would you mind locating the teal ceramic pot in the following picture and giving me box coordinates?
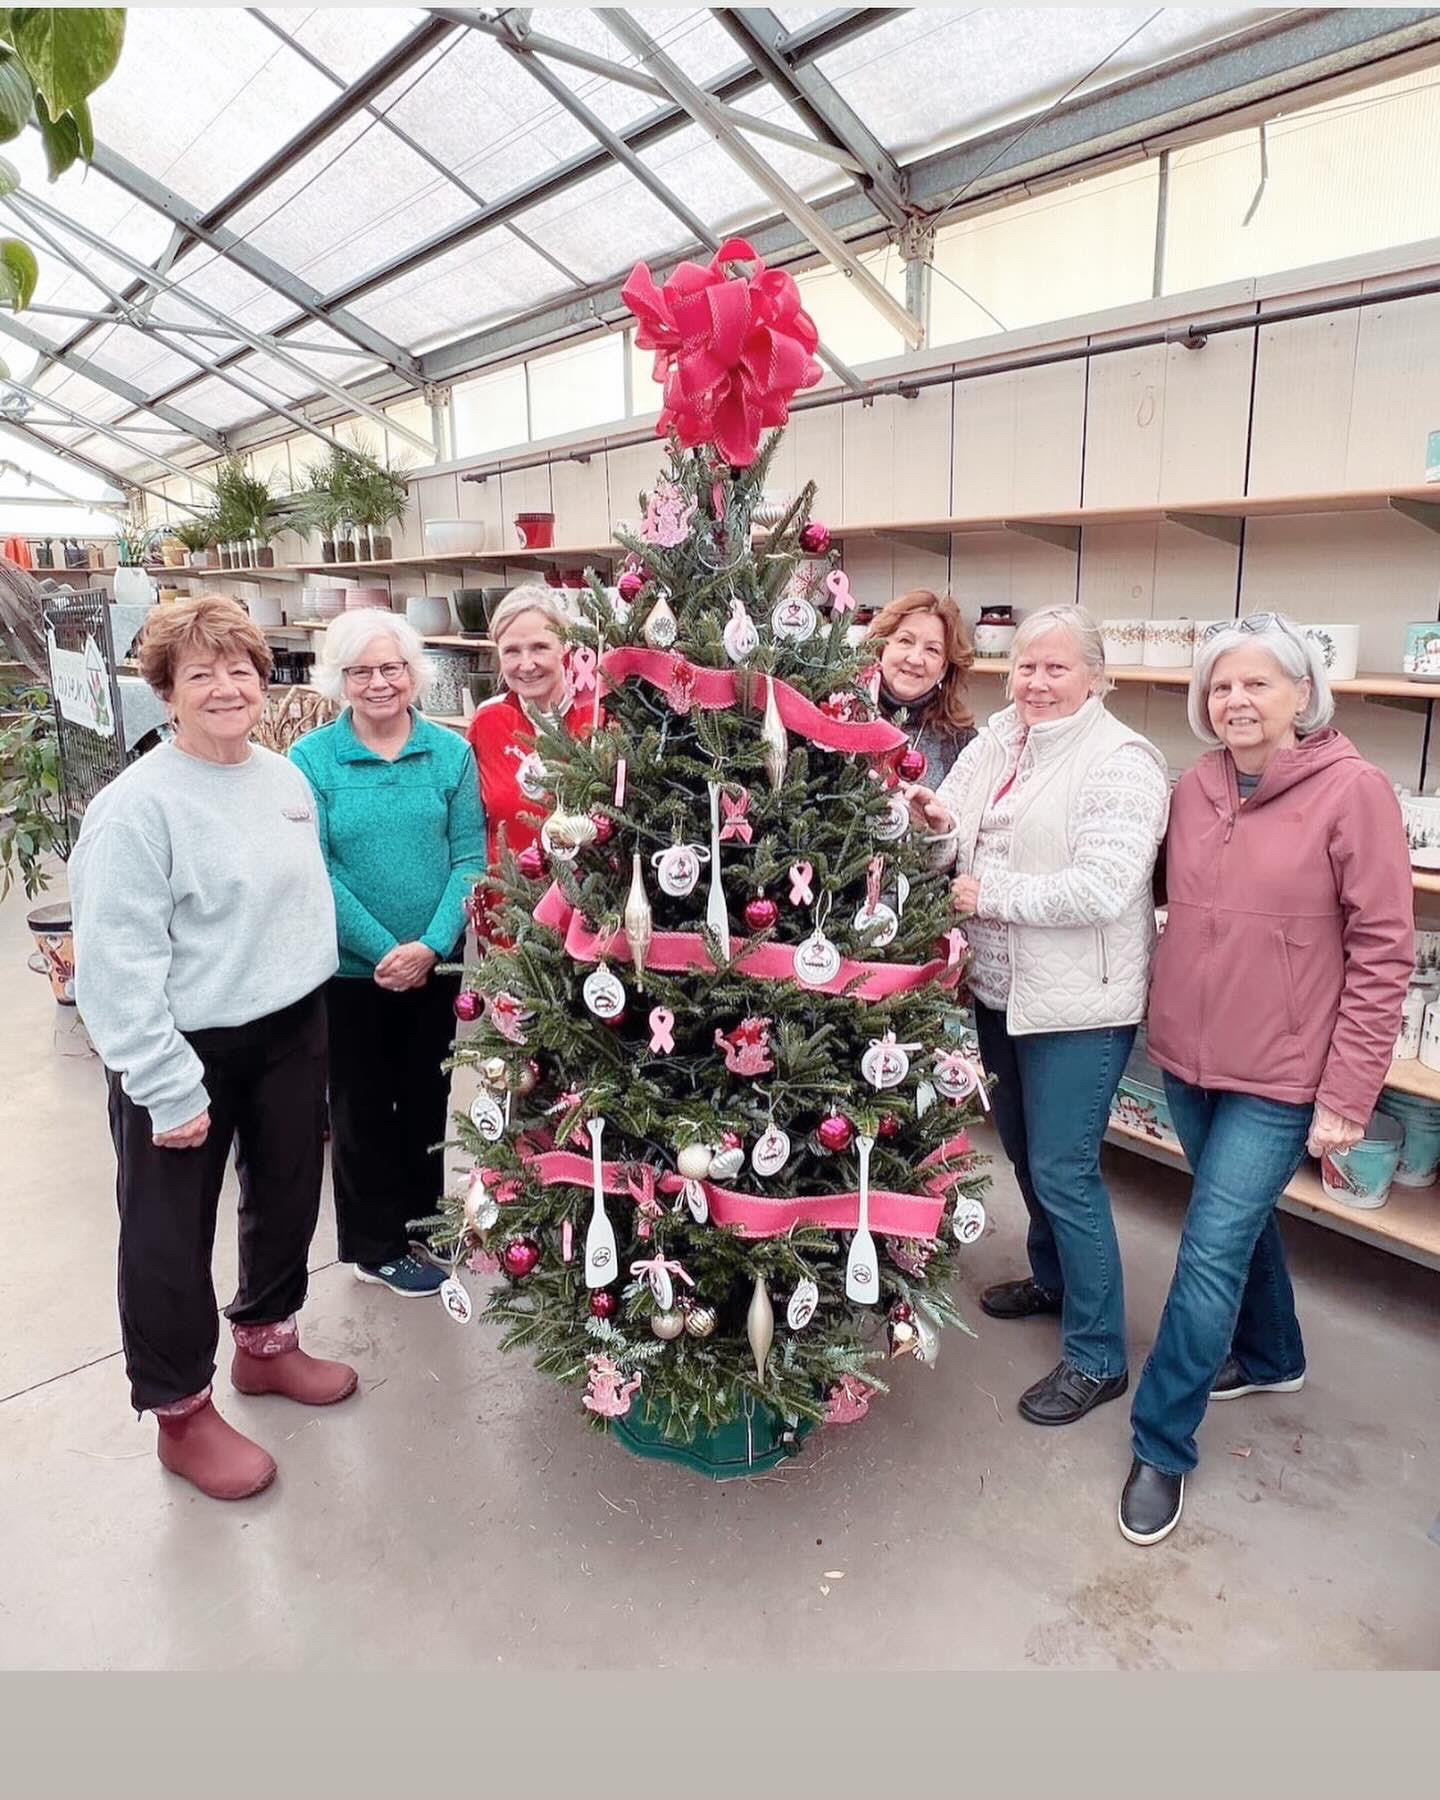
[1319,1112,1404,1209]
[1375,1092,1440,1187]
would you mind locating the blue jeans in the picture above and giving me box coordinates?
[974,1004,1133,1381]
[1130,1075,1310,1475]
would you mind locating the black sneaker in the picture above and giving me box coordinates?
[1209,1357,1306,1402]
[979,1277,1063,1321]
[1017,1359,1128,1426]
[1118,1457,1185,1545]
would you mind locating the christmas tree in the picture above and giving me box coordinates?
[436,241,989,1470]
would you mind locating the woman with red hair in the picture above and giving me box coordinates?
[865,589,977,784]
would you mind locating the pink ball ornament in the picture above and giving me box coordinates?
[799,521,831,555]
[617,569,646,603]
[517,845,545,880]
[744,894,779,932]
[590,812,616,846]
[897,748,927,782]
[589,1289,619,1319]
[816,1112,854,1154]
[453,991,481,1023]
[877,1113,901,1140]
[500,1236,542,1279]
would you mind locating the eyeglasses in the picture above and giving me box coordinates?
[1238,613,1304,643]
[343,662,406,686]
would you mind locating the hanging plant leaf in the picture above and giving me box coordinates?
[0,152,19,195]
[33,89,79,179]
[0,47,33,142]
[70,90,92,159]
[0,235,37,309]
[8,7,125,120]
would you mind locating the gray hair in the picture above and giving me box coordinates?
[312,607,431,702]
[1188,614,1333,743]
[489,584,570,644]
[1007,605,1110,698]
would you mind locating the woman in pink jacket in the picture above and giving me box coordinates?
[1120,614,1412,1546]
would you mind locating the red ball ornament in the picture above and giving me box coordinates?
[877,1113,901,1140]
[453,991,481,1023]
[517,844,545,880]
[889,1299,914,1324]
[721,1130,742,1150]
[799,520,831,555]
[589,1288,619,1319]
[590,812,615,846]
[897,748,927,782]
[500,1236,542,1278]
[744,894,779,932]
[617,569,646,603]
[816,1112,855,1154]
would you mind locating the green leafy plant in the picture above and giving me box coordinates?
[298,443,349,542]
[115,512,160,565]
[341,431,411,536]
[0,9,127,311]
[0,685,64,899]
[170,511,217,554]
[212,454,286,546]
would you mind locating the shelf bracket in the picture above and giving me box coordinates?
[1389,496,1440,536]
[1163,510,1243,547]
[875,529,950,556]
[1363,693,1435,716]
[1002,521,1080,553]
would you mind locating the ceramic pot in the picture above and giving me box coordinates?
[113,565,157,607]
[406,592,452,637]
[345,586,390,611]
[1319,1111,1403,1209]
[1143,619,1194,668]
[1301,622,1359,682]
[187,550,209,569]
[1101,619,1146,665]
[256,546,276,569]
[424,519,483,556]
[320,538,337,564]
[423,649,477,717]
[453,589,489,635]
[973,605,1017,657]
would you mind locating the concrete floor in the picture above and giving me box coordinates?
[2,875,1437,1671]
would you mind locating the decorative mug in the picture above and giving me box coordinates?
[1402,791,1440,869]
[1301,622,1359,682]
[973,605,1018,657]
[1143,619,1195,669]
[1101,619,1145,665]
[1402,621,1440,680]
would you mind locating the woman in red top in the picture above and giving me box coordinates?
[467,585,589,868]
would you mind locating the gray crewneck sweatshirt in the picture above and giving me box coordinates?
[70,742,338,1132]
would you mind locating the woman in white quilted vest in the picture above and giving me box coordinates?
[915,606,1170,1427]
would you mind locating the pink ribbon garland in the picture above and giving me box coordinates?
[533,883,960,1001]
[621,237,823,468]
[525,1137,970,1240]
[598,646,905,755]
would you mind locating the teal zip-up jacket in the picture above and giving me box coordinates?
[290,708,487,978]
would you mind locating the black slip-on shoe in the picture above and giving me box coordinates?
[979,1278,1063,1321]
[1118,1457,1185,1545]
[1017,1359,1128,1425]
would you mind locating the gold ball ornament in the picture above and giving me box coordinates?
[683,1303,718,1339]
[480,1055,508,1090]
[650,1307,687,1341]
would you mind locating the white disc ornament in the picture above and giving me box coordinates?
[468,1091,505,1143]
[439,1276,473,1326]
[514,751,547,802]
[751,1124,791,1178]
[541,811,595,863]
[952,1195,987,1246]
[786,1278,819,1331]
[709,1141,744,1181]
[646,1264,675,1310]
[771,594,818,643]
[861,1036,911,1090]
[653,842,707,898]
[874,791,910,842]
[933,1053,983,1102]
[682,1178,710,1224]
[793,924,843,988]
[852,899,899,948]
[582,962,626,1021]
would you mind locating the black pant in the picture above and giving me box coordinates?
[325,963,462,1267]
[107,988,328,1413]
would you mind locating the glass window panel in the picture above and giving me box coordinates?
[516,167,695,284]
[453,365,529,458]
[796,246,908,369]
[175,377,270,431]
[1163,68,1440,293]
[930,162,1159,346]
[384,396,439,467]
[0,424,117,500]
[528,335,624,441]
[638,124,844,238]
[249,439,294,492]
[262,6,427,84]
[349,232,572,350]
[629,330,662,419]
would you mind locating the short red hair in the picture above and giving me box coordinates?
[136,594,272,698]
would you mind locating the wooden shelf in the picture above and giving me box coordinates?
[1105,1118,1440,1267]
[970,658,1440,700]
[261,624,494,650]
[291,541,620,576]
[1384,1057,1440,1102]
[1412,872,1440,895]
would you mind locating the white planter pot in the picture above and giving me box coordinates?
[1143,619,1195,668]
[406,593,453,636]
[112,565,156,607]
[1101,618,1145,665]
[423,518,485,556]
[1302,622,1360,682]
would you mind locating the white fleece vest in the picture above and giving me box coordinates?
[947,700,1167,1035]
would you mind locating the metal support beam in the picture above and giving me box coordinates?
[8,189,438,459]
[712,6,911,225]
[0,417,142,497]
[0,374,217,491]
[433,7,868,172]
[493,13,864,394]
[0,310,227,450]
[899,218,935,352]
[600,8,924,349]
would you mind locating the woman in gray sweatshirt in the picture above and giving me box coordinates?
[70,596,352,1502]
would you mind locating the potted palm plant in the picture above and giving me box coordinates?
[299,444,352,564]
[171,512,219,568]
[342,434,411,561]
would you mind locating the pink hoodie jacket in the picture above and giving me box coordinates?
[1147,730,1413,1123]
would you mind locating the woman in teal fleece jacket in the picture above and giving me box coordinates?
[292,610,486,1297]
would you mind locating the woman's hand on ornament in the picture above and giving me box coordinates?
[375,942,439,991]
[1307,1104,1365,1159]
[950,874,981,918]
[154,1109,211,1150]
[907,785,955,834]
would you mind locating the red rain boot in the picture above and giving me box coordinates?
[230,1319,358,1406]
[156,1396,276,1501]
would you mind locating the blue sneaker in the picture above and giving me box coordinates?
[354,1251,448,1296]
